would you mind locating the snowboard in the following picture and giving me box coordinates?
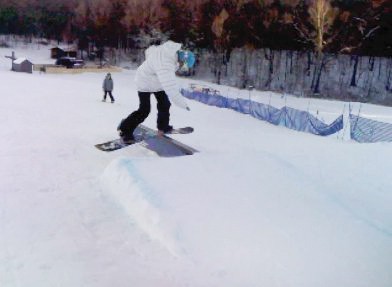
[161,126,194,134]
[95,125,197,156]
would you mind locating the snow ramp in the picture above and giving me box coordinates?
[100,158,182,257]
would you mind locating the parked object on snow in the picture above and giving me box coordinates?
[55,57,85,69]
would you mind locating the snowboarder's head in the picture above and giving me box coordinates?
[106,73,111,78]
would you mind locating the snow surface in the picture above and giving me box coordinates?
[1,45,392,287]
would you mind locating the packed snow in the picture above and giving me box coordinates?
[1,44,391,287]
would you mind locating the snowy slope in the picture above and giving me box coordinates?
[1,45,391,287]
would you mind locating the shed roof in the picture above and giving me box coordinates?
[51,46,76,52]
[13,58,32,64]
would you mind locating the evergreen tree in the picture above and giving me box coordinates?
[0,6,18,34]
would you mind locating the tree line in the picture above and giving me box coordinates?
[0,0,390,57]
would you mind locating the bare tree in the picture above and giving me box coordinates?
[211,7,230,84]
[293,0,337,94]
[292,0,337,53]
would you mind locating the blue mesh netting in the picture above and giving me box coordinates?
[181,88,343,136]
[350,114,392,143]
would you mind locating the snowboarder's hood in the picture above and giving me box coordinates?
[160,40,182,62]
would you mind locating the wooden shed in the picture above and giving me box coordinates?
[50,47,65,59]
[51,47,77,59]
[12,58,33,73]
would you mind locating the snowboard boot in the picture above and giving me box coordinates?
[158,125,173,136]
[119,130,135,144]
[117,119,135,143]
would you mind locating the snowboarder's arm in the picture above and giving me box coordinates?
[156,67,189,110]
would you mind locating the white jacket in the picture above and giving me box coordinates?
[135,41,189,110]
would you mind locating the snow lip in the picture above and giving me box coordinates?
[100,157,182,257]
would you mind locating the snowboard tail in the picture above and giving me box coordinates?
[95,138,140,152]
[95,126,148,152]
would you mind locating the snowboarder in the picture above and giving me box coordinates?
[102,73,115,103]
[117,40,195,143]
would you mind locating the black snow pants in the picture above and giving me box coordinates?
[103,91,114,102]
[119,91,171,136]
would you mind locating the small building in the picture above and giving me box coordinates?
[50,47,64,59]
[50,47,77,59]
[12,58,33,73]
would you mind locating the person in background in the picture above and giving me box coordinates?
[117,40,195,143]
[102,73,115,103]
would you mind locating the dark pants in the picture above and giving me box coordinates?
[103,91,114,101]
[119,91,171,136]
